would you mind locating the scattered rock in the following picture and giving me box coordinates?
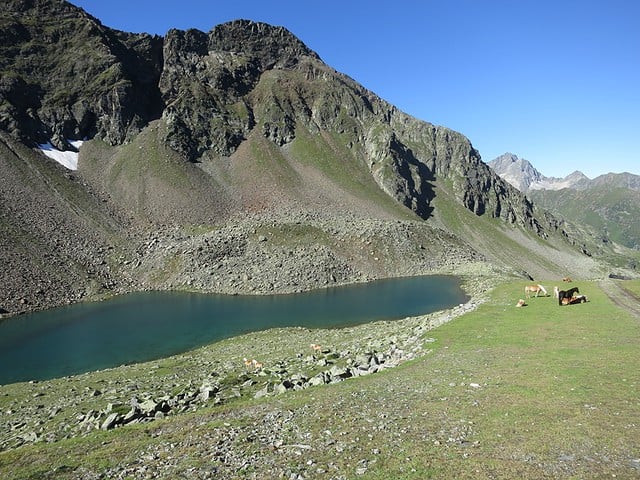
[100,413,120,430]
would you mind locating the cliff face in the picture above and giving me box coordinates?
[1,0,164,149]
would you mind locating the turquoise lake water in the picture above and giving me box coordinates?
[0,275,467,384]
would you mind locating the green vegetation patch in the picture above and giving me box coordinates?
[618,278,640,297]
[247,135,301,188]
[419,281,640,472]
[288,126,414,218]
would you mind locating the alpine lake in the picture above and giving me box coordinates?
[0,275,468,384]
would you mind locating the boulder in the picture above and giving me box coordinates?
[139,399,159,414]
[329,365,352,381]
[122,407,142,424]
[100,412,120,430]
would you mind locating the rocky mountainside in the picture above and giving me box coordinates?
[1,0,164,148]
[0,0,611,316]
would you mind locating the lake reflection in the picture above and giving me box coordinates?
[0,276,467,384]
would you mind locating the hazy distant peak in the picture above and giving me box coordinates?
[590,172,640,191]
[488,153,590,192]
[564,170,590,183]
[487,153,542,191]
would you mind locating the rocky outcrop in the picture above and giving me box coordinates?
[1,0,164,147]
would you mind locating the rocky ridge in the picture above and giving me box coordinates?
[1,1,564,232]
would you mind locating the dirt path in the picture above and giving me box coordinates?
[598,278,640,318]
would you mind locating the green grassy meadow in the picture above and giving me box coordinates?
[1,280,639,479]
[412,281,640,477]
[619,279,640,298]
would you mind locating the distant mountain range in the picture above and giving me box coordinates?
[488,153,640,193]
[489,153,640,256]
[488,153,589,192]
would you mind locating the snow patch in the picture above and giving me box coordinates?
[38,140,84,170]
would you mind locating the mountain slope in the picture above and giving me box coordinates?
[0,131,134,311]
[489,153,640,270]
[529,182,640,253]
[0,1,608,315]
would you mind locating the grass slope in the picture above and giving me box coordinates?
[1,280,638,479]
[79,121,233,226]
[530,186,640,250]
[431,185,604,280]
[529,187,640,273]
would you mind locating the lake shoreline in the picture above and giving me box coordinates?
[0,275,471,385]
[1,213,503,318]
[0,273,496,452]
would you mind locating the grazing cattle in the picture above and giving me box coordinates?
[562,277,573,282]
[561,294,588,305]
[524,284,548,298]
[310,343,322,353]
[516,299,527,307]
[557,286,580,306]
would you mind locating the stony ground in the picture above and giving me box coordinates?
[0,275,490,451]
[0,202,492,317]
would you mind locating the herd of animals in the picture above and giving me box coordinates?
[517,277,588,307]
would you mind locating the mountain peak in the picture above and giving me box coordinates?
[488,153,590,192]
[487,153,542,191]
[207,19,320,68]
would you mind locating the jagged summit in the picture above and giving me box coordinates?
[488,153,589,192]
[208,19,321,67]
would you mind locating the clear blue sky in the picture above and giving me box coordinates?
[72,0,639,178]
